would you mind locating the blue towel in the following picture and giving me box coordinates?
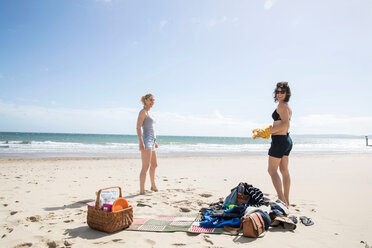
[200,210,241,228]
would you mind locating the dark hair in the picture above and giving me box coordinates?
[273,82,291,102]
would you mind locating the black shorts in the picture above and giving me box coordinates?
[268,134,293,158]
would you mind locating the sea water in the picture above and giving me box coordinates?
[0,132,371,158]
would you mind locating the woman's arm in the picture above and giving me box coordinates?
[136,110,146,150]
[271,103,290,134]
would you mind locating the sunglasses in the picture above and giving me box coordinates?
[275,90,286,94]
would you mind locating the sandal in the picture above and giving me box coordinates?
[288,216,298,224]
[300,216,314,226]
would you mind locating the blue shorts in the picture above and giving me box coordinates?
[143,136,156,151]
[268,134,293,158]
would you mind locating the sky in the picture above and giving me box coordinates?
[0,0,372,137]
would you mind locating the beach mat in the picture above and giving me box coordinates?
[126,213,235,235]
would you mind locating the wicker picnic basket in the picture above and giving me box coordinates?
[87,186,133,233]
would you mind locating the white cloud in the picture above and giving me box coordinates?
[293,114,372,135]
[1,101,371,136]
[231,17,239,23]
[0,101,260,136]
[264,0,273,9]
[0,100,138,134]
[206,19,217,28]
[160,20,168,30]
[205,17,239,29]
[190,17,201,24]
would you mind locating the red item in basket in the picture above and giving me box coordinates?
[102,203,112,212]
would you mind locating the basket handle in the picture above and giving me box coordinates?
[95,186,122,209]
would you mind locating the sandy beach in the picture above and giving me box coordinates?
[0,154,371,248]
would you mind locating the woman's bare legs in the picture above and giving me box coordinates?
[279,156,291,205]
[149,151,158,191]
[268,156,286,204]
[140,149,152,194]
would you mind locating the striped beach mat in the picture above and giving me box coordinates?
[126,213,235,235]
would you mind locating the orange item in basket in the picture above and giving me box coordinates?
[112,197,129,212]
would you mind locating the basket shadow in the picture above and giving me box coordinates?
[44,199,94,211]
[64,226,116,239]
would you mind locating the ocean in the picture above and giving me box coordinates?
[0,132,371,158]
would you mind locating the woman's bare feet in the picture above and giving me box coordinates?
[151,186,158,192]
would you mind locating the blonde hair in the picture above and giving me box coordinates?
[140,93,154,106]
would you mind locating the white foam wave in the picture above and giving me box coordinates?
[0,139,371,157]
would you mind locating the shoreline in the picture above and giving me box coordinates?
[1,151,372,160]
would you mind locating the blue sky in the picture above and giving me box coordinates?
[1,0,372,136]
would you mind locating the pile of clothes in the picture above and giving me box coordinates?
[199,182,296,231]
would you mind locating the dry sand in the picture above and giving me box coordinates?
[0,154,371,248]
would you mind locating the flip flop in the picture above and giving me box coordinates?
[300,216,314,226]
[288,216,298,224]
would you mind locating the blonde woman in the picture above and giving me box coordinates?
[136,93,158,194]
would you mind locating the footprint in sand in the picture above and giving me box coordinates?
[112,239,123,242]
[10,211,18,215]
[64,240,72,246]
[146,239,156,246]
[179,207,191,213]
[203,235,214,245]
[46,240,57,248]
[14,242,33,247]
[200,193,212,198]
[137,203,152,208]
[26,216,41,222]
